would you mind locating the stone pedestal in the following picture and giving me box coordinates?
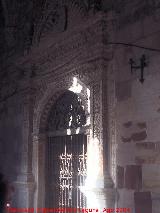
[103,172,116,208]
[82,172,116,211]
[13,173,35,208]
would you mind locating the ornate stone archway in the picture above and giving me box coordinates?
[32,61,116,209]
[32,75,92,209]
[10,11,116,208]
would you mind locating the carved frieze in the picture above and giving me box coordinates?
[21,17,107,75]
[91,81,102,142]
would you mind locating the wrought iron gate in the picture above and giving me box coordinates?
[45,134,87,209]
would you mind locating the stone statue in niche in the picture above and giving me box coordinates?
[47,91,86,132]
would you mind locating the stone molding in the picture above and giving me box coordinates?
[15,13,108,69]
[106,61,117,185]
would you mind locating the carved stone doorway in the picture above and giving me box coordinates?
[45,90,89,209]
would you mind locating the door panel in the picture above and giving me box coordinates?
[45,134,87,209]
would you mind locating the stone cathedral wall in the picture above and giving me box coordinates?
[0,1,160,212]
[112,1,160,213]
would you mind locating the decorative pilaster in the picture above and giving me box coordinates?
[101,11,117,208]
[14,88,35,208]
[91,79,115,209]
[32,133,46,209]
[84,12,116,209]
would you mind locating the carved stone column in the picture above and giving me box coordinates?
[33,133,46,209]
[14,87,35,208]
[84,12,116,209]
[91,80,115,209]
[101,11,117,208]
